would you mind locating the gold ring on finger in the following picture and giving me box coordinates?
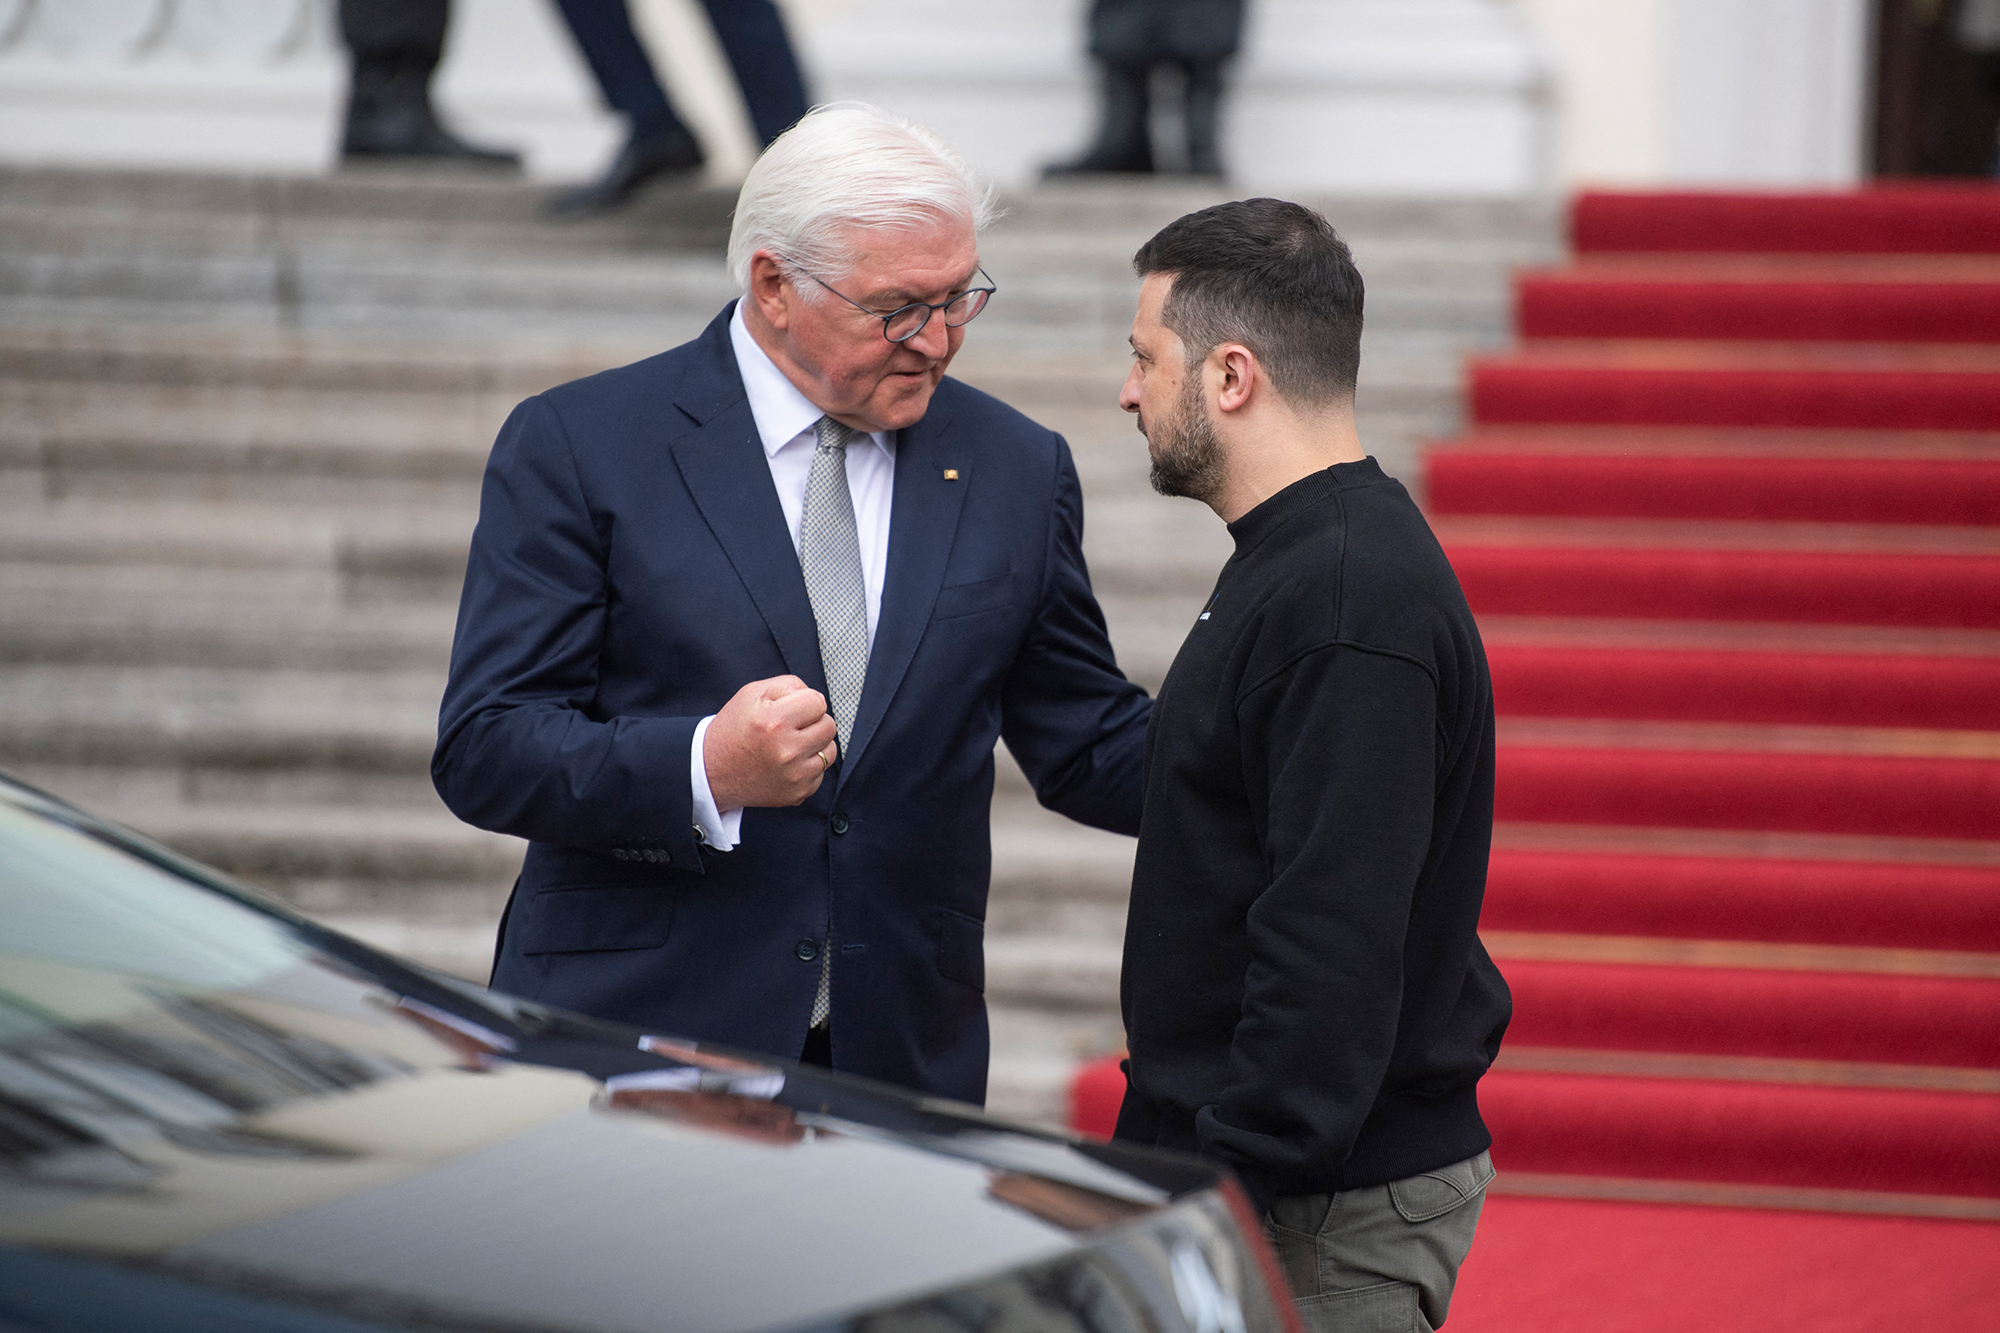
[817,749,830,771]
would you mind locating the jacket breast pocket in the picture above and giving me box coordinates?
[931,571,1013,622]
[935,909,985,991]
[519,884,675,955]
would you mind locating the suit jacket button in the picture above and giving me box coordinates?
[830,813,850,835]
[796,938,819,961]
[613,848,631,861]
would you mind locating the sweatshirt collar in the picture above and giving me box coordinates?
[1226,456,1388,555]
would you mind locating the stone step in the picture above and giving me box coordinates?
[0,168,740,251]
[0,324,612,395]
[988,933,1124,1011]
[0,166,1554,241]
[7,740,1132,900]
[0,665,442,766]
[0,603,450,671]
[0,168,1556,270]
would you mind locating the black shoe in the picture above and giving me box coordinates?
[549,127,705,218]
[1043,62,1154,177]
[342,100,521,170]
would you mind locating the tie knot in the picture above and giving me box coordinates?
[814,416,856,453]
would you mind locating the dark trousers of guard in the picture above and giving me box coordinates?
[1049,0,1246,178]
[551,0,808,149]
[338,0,518,167]
[547,0,810,213]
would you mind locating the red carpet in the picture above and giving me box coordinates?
[1071,188,2000,1326]
[1470,351,2000,430]
[1498,962,2000,1068]
[1571,187,2000,253]
[1451,1196,2000,1332]
[1481,851,2000,952]
[1479,1072,2000,1198]
[1446,545,2000,628]
[1489,644,2000,730]
[1494,746,2000,841]
[1448,190,2000,1230]
[1430,451,2000,525]
[1517,263,2000,344]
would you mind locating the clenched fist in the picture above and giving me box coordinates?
[703,675,839,810]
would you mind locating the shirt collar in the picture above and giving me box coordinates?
[728,300,893,461]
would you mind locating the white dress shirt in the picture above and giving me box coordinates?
[688,303,897,851]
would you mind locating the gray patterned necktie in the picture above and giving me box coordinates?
[800,416,870,758]
[799,415,869,1031]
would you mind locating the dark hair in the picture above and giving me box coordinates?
[1131,198,1364,405]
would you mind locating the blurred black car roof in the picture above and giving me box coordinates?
[0,773,1276,1333]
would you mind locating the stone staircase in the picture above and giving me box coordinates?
[0,166,1556,1123]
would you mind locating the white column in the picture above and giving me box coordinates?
[1659,0,1870,185]
[1508,0,1872,189]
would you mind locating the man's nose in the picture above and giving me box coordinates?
[906,312,951,360]
[1118,364,1142,413]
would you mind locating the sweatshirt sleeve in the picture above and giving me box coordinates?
[1193,641,1438,1198]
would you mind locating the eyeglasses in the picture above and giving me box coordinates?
[788,264,997,343]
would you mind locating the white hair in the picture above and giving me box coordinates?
[726,102,998,295]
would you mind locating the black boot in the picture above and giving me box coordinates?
[547,123,706,218]
[1182,60,1225,178]
[1043,60,1154,176]
[342,56,520,169]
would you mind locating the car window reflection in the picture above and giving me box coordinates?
[0,800,305,990]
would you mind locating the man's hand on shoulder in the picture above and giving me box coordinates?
[704,676,838,809]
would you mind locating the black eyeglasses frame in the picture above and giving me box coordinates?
[787,264,997,343]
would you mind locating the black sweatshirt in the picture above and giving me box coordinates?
[1114,458,1511,1208]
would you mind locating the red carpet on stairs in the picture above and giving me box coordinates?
[1069,187,2000,1326]
[1517,263,2000,344]
[1498,961,2000,1068]
[1445,543,2000,629]
[1488,643,2000,729]
[1452,1196,2000,1332]
[1494,745,2000,840]
[1480,1072,2000,1198]
[1571,187,2000,253]
[1469,344,2000,430]
[1430,446,2000,525]
[1481,850,2000,952]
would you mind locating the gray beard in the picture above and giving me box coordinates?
[1146,377,1226,504]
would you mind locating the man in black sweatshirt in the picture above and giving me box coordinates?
[1111,199,1511,1332]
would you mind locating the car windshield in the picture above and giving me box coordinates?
[0,796,309,993]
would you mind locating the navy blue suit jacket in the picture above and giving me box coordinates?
[434,305,1150,1105]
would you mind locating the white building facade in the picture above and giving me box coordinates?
[0,0,1874,193]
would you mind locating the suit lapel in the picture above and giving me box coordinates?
[667,308,823,687]
[838,397,968,784]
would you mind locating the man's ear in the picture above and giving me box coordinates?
[748,251,793,331]
[1212,343,1259,415]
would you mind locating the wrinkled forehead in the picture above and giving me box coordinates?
[824,216,981,294]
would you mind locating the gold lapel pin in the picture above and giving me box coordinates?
[942,468,959,481]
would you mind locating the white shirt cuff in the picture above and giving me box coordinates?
[690,715,743,852]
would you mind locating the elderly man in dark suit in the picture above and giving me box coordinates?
[434,104,1150,1104]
